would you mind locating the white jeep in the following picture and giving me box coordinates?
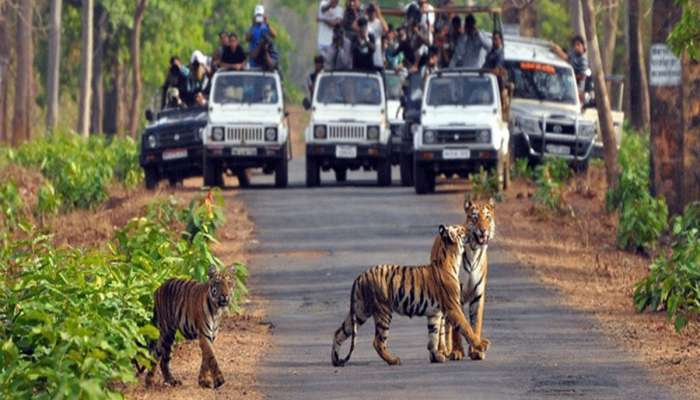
[204,70,289,188]
[413,70,510,194]
[303,70,391,187]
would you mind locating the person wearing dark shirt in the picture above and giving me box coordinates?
[212,31,229,71]
[352,17,377,71]
[161,56,188,109]
[482,31,504,70]
[343,0,362,39]
[220,32,247,71]
[550,35,589,92]
[307,55,325,97]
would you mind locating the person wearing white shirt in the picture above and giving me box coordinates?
[365,3,388,69]
[317,0,344,59]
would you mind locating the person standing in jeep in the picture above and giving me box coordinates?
[352,17,377,71]
[219,32,247,71]
[246,5,277,68]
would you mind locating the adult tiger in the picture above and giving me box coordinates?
[440,199,495,361]
[145,266,233,388]
[331,224,490,367]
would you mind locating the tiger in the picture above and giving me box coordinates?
[331,224,490,367]
[439,198,495,362]
[145,266,233,389]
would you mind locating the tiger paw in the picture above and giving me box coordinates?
[430,352,447,363]
[164,377,182,387]
[449,349,465,361]
[472,338,490,353]
[213,374,225,389]
[468,349,486,361]
[386,357,402,366]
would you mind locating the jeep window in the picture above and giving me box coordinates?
[506,61,578,105]
[426,75,494,106]
[384,73,402,100]
[213,75,279,104]
[316,75,382,105]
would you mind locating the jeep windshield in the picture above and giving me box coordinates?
[506,61,578,105]
[426,75,494,107]
[212,74,279,105]
[315,75,382,106]
[384,72,402,101]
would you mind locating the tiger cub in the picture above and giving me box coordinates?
[145,266,232,389]
[331,224,490,367]
[440,199,495,361]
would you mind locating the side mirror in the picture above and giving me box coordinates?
[302,97,311,111]
[145,109,155,122]
[284,111,290,118]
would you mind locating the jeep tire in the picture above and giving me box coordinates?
[377,158,392,186]
[414,162,435,194]
[334,167,347,183]
[399,153,414,186]
[306,155,320,187]
[275,152,288,188]
[144,166,159,190]
[204,160,223,188]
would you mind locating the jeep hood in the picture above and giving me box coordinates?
[421,107,497,128]
[510,98,581,120]
[311,105,386,124]
[209,104,282,125]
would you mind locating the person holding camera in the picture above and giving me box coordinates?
[183,51,211,107]
[326,25,353,70]
[246,5,277,68]
[318,0,344,60]
[352,17,377,71]
[161,56,188,109]
[449,13,490,69]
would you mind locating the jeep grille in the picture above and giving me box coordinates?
[543,122,575,135]
[226,126,264,143]
[435,129,478,144]
[327,124,366,141]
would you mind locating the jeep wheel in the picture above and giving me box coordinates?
[414,162,435,194]
[204,160,223,188]
[144,167,159,190]
[399,153,414,186]
[306,155,320,187]
[236,169,250,188]
[334,167,347,183]
[377,159,392,186]
[275,154,288,188]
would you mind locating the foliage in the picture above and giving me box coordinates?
[0,182,25,230]
[668,0,700,60]
[533,157,571,212]
[512,158,533,180]
[469,167,501,202]
[634,203,700,332]
[6,133,142,212]
[606,131,669,252]
[0,191,247,398]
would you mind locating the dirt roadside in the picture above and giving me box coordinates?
[496,166,699,400]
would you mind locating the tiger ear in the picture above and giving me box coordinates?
[439,224,451,243]
[488,197,496,208]
[464,199,474,214]
[208,265,218,280]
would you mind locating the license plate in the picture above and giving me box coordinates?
[162,148,187,160]
[442,148,471,159]
[335,145,357,159]
[546,144,570,155]
[230,147,257,156]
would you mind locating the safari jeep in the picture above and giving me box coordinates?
[303,70,391,187]
[140,106,207,189]
[413,69,510,194]
[204,70,289,188]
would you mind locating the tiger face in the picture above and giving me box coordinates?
[207,266,232,308]
[439,224,469,248]
[464,199,495,246]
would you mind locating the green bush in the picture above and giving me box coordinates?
[606,132,669,252]
[634,203,700,332]
[468,167,501,201]
[0,181,24,230]
[0,191,247,399]
[533,158,571,212]
[512,158,533,180]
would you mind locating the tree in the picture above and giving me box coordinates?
[91,4,107,134]
[627,0,651,131]
[128,0,147,138]
[0,0,10,143]
[77,0,94,137]
[502,0,538,37]
[600,0,619,75]
[12,0,33,145]
[581,0,619,189]
[569,0,586,40]
[46,0,62,133]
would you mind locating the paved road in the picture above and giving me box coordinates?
[238,159,671,400]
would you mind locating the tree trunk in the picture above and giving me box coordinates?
[681,53,700,208]
[0,1,9,143]
[114,60,125,136]
[600,0,619,75]
[12,0,32,145]
[502,1,537,37]
[569,0,586,40]
[649,0,683,213]
[627,0,650,131]
[46,0,62,133]
[77,0,93,137]
[581,0,619,189]
[128,0,147,138]
[91,4,106,134]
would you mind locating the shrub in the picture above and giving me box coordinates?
[532,158,571,212]
[634,203,700,332]
[512,158,533,180]
[469,167,501,201]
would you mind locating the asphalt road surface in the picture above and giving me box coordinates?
[239,159,672,400]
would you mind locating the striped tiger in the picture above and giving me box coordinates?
[145,266,232,389]
[441,199,495,361]
[331,224,490,367]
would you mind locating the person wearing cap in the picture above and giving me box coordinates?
[365,3,388,69]
[318,0,344,60]
[351,17,377,71]
[246,4,277,68]
[182,51,211,106]
[307,54,325,97]
[219,32,247,71]
[449,13,490,69]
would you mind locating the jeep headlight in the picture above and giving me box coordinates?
[515,116,540,134]
[147,135,157,149]
[314,125,327,139]
[423,130,436,144]
[265,127,278,141]
[367,125,380,140]
[579,123,596,137]
[211,126,225,141]
[478,129,491,143]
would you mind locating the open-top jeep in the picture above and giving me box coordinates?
[303,70,391,187]
[412,69,511,194]
[204,70,290,188]
[140,106,207,189]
